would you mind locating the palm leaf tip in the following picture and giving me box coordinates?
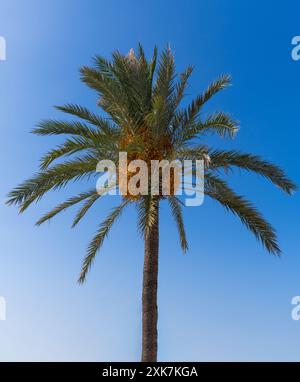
[71,192,101,228]
[209,150,297,195]
[6,185,30,210]
[78,200,130,283]
[35,189,97,226]
[205,174,282,256]
[282,178,297,195]
[168,197,188,253]
[6,155,98,214]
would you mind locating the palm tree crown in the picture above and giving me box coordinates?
[7,44,296,284]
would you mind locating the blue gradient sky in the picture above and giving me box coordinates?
[1,0,300,361]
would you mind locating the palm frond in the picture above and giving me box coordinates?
[184,74,231,126]
[209,150,297,194]
[80,65,128,123]
[78,199,130,283]
[71,193,99,228]
[6,155,98,212]
[36,189,97,226]
[39,132,117,170]
[39,137,97,169]
[32,120,97,138]
[205,173,281,255]
[72,190,106,227]
[7,44,296,282]
[175,145,210,159]
[196,112,239,138]
[145,95,170,139]
[80,65,110,93]
[168,196,188,252]
[172,66,193,110]
[149,46,158,92]
[111,51,145,116]
[92,55,115,79]
[55,104,118,136]
[153,46,176,102]
[137,196,159,237]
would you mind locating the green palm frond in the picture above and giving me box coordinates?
[145,95,170,139]
[78,199,130,283]
[71,183,117,228]
[153,46,176,102]
[181,112,239,142]
[7,44,296,283]
[39,133,117,170]
[149,46,158,94]
[137,196,159,237]
[205,173,281,255]
[184,74,231,126]
[168,196,188,252]
[80,67,122,113]
[209,150,297,194]
[196,112,239,138]
[176,145,210,159]
[39,137,97,169]
[55,104,118,136]
[172,66,193,110]
[80,64,134,125]
[80,65,111,93]
[198,74,231,106]
[111,51,145,115]
[32,120,97,138]
[36,189,97,226]
[92,55,115,79]
[7,155,98,212]
[71,193,99,227]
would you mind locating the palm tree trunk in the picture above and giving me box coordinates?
[141,200,159,362]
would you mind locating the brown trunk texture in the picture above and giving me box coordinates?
[141,201,159,362]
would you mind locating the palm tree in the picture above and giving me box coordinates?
[7,45,296,362]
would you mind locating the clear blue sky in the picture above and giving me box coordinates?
[0,0,300,361]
